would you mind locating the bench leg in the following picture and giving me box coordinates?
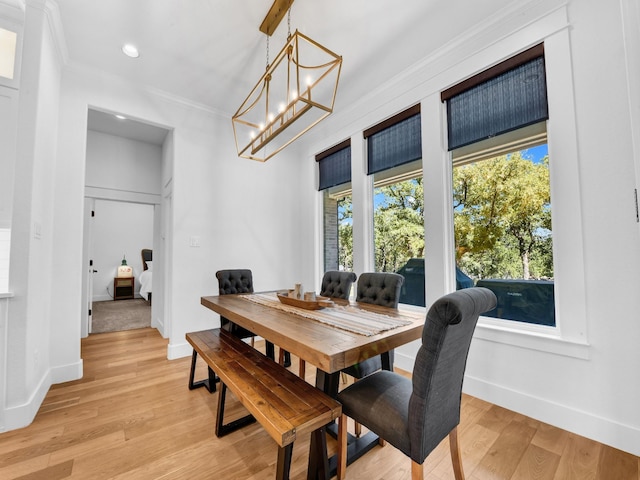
[215,383,256,437]
[188,350,219,393]
[276,443,294,480]
[308,426,330,480]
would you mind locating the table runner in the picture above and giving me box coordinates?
[243,292,417,336]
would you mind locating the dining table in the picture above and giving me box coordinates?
[201,291,425,480]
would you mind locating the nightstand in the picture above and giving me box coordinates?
[114,277,135,300]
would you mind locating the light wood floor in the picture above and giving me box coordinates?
[0,328,638,480]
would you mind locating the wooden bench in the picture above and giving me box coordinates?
[186,328,342,480]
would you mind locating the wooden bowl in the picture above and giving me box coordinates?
[277,293,334,310]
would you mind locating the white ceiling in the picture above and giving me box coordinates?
[55,0,517,143]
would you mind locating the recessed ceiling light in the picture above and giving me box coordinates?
[122,44,139,58]
[115,114,126,120]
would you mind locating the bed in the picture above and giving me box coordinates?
[140,249,152,305]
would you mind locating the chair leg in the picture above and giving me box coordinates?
[354,420,362,437]
[278,348,292,368]
[411,460,424,480]
[299,359,306,379]
[337,413,348,480]
[265,341,275,361]
[449,427,465,480]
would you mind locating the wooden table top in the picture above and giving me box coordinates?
[201,293,425,374]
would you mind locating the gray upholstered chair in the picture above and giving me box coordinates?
[342,272,404,379]
[215,269,289,364]
[319,270,357,300]
[189,269,272,392]
[336,287,497,480]
[340,272,404,435]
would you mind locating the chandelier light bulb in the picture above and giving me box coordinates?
[278,103,286,113]
[268,113,275,122]
[121,43,140,58]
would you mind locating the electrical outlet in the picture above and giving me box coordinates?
[189,236,201,247]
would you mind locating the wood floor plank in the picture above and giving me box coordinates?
[511,444,561,480]
[13,459,73,480]
[595,444,639,480]
[0,454,51,480]
[553,433,601,480]
[531,422,570,456]
[473,420,537,479]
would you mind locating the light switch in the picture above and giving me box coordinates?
[189,236,200,247]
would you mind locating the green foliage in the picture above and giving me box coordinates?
[373,179,424,272]
[336,150,553,281]
[337,197,353,270]
[453,151,553,280]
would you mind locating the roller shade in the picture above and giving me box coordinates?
[443,45,548,151]
[317,139,351,190]
[364,105,422,175]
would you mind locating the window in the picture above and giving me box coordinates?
[364,105,425,306]
[444,44,555,327]
[0,27,17,80]
[374,173,425,306]
[318,140,352,272]
[452,133,554,326]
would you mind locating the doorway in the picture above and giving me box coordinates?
[81,108,171,338]
[86,199,154,334]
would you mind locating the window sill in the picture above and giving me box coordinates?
[474,317,590,360]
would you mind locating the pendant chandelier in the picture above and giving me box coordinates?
[232,1,342,162]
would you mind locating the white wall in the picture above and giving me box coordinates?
[52,60,309,366]
[3,0,67,431]
[85,129,162,197]
[0,87,19,292]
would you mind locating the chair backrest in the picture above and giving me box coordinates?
[319,271,357,300]
[408,287,496,462]
[216,269,254,295]
[355,272,404,308]
[215,269,255,337]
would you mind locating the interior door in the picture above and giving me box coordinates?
[82,197,95,337]
[88,259,96,333]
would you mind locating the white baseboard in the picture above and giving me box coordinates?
[51,359,83,384]
[92,294,111,302]
[1,359,83,433]
[2,370,51,432]
[167,340,192,360]
[463,375,640,457]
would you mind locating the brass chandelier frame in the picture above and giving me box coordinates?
[232,9,342,162]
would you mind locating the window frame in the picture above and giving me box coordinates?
[440,29,589,359]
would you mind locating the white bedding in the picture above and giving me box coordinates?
[139,269,152,301]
